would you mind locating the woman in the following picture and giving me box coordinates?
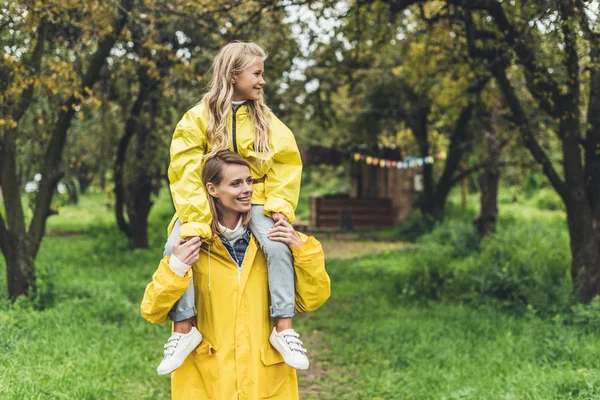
[140,151,330,399]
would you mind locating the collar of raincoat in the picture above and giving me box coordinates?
[202,232,250,296]
[232,103,249,118]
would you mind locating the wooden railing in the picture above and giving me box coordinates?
[310,195,395,230]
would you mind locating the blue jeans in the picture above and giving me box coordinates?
[164,220,197,322]
[166,205,295,322]
[249,205,295,319]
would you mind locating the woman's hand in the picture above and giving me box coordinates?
[172,236,203,266]
[267,219,304,249]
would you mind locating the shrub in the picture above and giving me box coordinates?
[529,188,565,211]
[391,210,438,242]
[395,216,572,315]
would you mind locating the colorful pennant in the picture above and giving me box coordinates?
[351,152,446,169]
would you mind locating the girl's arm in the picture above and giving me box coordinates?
[263,114,303,224]
[168,105,213,240]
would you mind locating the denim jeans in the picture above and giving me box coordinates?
[164,220,197,322]
[249,205,295,319]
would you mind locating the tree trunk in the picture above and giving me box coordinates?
[475,107,501,239]
[125,177,153,248]
[2,231,35,299]
[65,178,78,205]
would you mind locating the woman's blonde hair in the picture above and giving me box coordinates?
[201,42,273,165]
[202,150,253,235]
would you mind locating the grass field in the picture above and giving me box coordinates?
[1,188,599,399]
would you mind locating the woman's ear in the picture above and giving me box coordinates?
[206,182,218,197]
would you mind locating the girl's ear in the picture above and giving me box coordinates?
[206,182,219,197]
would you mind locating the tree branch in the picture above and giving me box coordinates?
[9,17,48,124]
[451,0,562,116]
[450,162,486,185]
[491,64,568,200]
[28,0,133,250]
[434,76,489,200]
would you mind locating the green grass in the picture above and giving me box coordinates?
[1,187,597,399]
[299,252,600,399]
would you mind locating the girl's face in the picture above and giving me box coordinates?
[206,164,254,214]
[232,58,265,101]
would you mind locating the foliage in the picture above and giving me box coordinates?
[394,206,572,315]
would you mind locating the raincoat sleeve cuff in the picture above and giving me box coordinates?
[263,197,296,224]
[169,255,191,277]
[292,233,330,314]
[140,257,193,324]
[180,221,212,240]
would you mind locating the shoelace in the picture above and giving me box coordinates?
[163,335,181,357]
[283,331,307,354]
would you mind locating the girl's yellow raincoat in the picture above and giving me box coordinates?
[140,232,330,399]
[168,102,303,239]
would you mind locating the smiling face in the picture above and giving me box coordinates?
[232,58,265,101]
[205,163,254,215]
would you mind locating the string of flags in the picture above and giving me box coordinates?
[352,151,447,169]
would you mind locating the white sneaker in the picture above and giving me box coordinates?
[269,327,309,370]
[157,326,202,376]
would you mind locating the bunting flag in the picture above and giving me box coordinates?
[351,151,446,169]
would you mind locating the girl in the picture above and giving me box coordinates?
[157,42,306,375]
[142,151,330,399]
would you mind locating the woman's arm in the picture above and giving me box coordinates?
[140,238,201,324]
[268,220,331,314]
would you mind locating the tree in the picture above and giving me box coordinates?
[0,0,132,300]
[381,0,600,301]
[303,1,489,219]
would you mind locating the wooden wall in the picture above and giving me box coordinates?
[350,162,420,223]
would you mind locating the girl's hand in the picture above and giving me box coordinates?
[267,219,303,248]
[173,236,203,266]
[272,212,289,223]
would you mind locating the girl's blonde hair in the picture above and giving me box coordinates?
[202,42,272,165]
[202,150,252,235]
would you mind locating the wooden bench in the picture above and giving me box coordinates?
[310,195,395,230]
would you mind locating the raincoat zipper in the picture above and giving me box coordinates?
[232,107,238,153]
[221,238,248,284]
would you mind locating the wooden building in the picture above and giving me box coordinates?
[303,146,422,230]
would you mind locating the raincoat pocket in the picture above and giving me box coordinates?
[260,343,284,366]
[189,340,219,398]
[194,340,217,356]
[259,343,289,398]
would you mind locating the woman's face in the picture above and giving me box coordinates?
[206,164,254,213]
[232,58,265,101]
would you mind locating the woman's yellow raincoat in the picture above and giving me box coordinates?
[168,101,303,239]
[140,231,330,399]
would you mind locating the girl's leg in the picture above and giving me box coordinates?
[165,219,196,330]
[249,205,309,370]
[248,205,295,321]
[157,219,202,376]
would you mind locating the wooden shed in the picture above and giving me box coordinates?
[302,146,422,230]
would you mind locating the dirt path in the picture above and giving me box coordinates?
[296,237,409,398]
[321,238,412,260]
